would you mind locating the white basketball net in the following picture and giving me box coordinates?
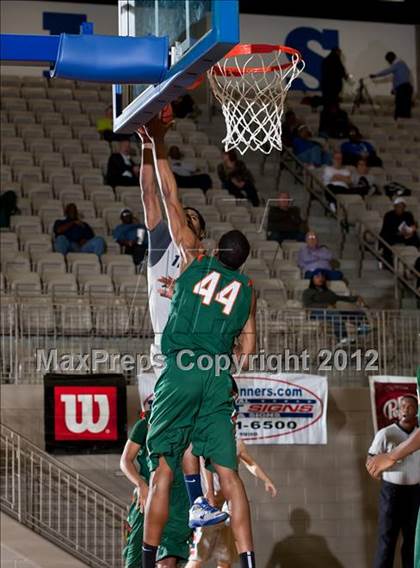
[208,46,305,155]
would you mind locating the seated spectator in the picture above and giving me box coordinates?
[168,146,212,193]
[292,125,331,167]
[54,203,105,256]
[106,139,139,187]
[267,191,307,244]
[322,151,352,212]
[379,197,419,267]
[282,110,300,148]
[319,103,352,139]
[351,159,378,198]
[0,190,19,228]
[171,94,199,120]
[112,208,147,266]
[341,127,382,167]
[303,270,368,343]
[217,150,260,207]
[298,231,344,280]
[96,105,128,142]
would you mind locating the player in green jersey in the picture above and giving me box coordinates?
[140,114,257,568]
[120,414,191,568]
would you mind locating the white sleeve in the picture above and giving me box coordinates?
[322,167,332,186]
[368,429,387,455]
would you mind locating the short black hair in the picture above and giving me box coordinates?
[401,394,418,407]
[183,207,206,233]
[385,51,396,63]
[217,230,250,270]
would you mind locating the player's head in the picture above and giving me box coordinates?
[217,230,250,271]
[398,395,418,428]
[184,207,206,239]
[385,51,396,64]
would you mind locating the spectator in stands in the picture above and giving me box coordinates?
[320,48,348,106]
[54,203,105,256]
[168,146,212,193]
[292,125,331,168]
[351,159,378,198]
[370,52,414,119]
[217,149,260,206]
[322,151,352,212]
[96,105,128,142]
[298,231,344,280]
[303,270,367,343]
[368,395,419,568]
[341,127,382,167]
[113,208,147,266]
[171,94,199,120]
[266,192,307,244]
[318,103,352,139]
[106,139,139,187]
[281,110,300,148]
[379,197,419,267]
[0,190,19,228]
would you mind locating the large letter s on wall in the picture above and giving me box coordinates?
[285,27,339,91]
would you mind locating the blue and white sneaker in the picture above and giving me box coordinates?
[188,496,229,528]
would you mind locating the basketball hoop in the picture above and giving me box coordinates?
[208,44,305,155]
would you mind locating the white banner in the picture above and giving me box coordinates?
[137,372,328,445]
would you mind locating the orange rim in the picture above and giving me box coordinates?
[209,43,302,77]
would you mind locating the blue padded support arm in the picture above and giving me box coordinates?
[0,34,60,65]
[51,34,169,84]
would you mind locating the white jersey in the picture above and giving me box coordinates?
[147,221,181,373]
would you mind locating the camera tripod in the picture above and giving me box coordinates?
[351,78,376,114]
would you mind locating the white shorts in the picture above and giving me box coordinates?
[189,524,238,565]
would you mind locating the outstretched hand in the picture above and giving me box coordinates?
[366,453,396,479]
[158,276,176,299]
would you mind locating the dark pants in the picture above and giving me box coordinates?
[174,173,212,194]
[310,309,367,339]
[124,243,147,266]
[395,82,413,119]
[267,230,306,244]
[374,481,419,568]
[382,234,420,268]
[304,269,344,281]
[225,181,260,207]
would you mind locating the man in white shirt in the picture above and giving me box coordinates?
[368,395,419,568]
[322,151,352,213]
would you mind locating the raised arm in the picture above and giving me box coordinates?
[138,135,162,231]
[145,115,199,261]
[234,289,257,370]
[237,439,277,496]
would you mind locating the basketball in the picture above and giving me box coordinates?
[160,104,174,125]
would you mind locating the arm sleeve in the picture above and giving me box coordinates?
[83,223,95,240]
[129,419,148,445]
[302,289,314,307]
[368,429,386,455]
[147,220,173,267]
[374,63,396,78]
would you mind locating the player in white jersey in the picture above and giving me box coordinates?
[138,135,206,372]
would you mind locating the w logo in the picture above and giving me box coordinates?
[60,394,110,433]
[54,386,118,441]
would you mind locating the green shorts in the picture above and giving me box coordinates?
[123,470,191,567]
[147,355,237,473]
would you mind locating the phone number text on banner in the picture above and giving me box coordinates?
[137,372,328,445]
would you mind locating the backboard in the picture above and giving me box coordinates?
[113,0,239,133]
